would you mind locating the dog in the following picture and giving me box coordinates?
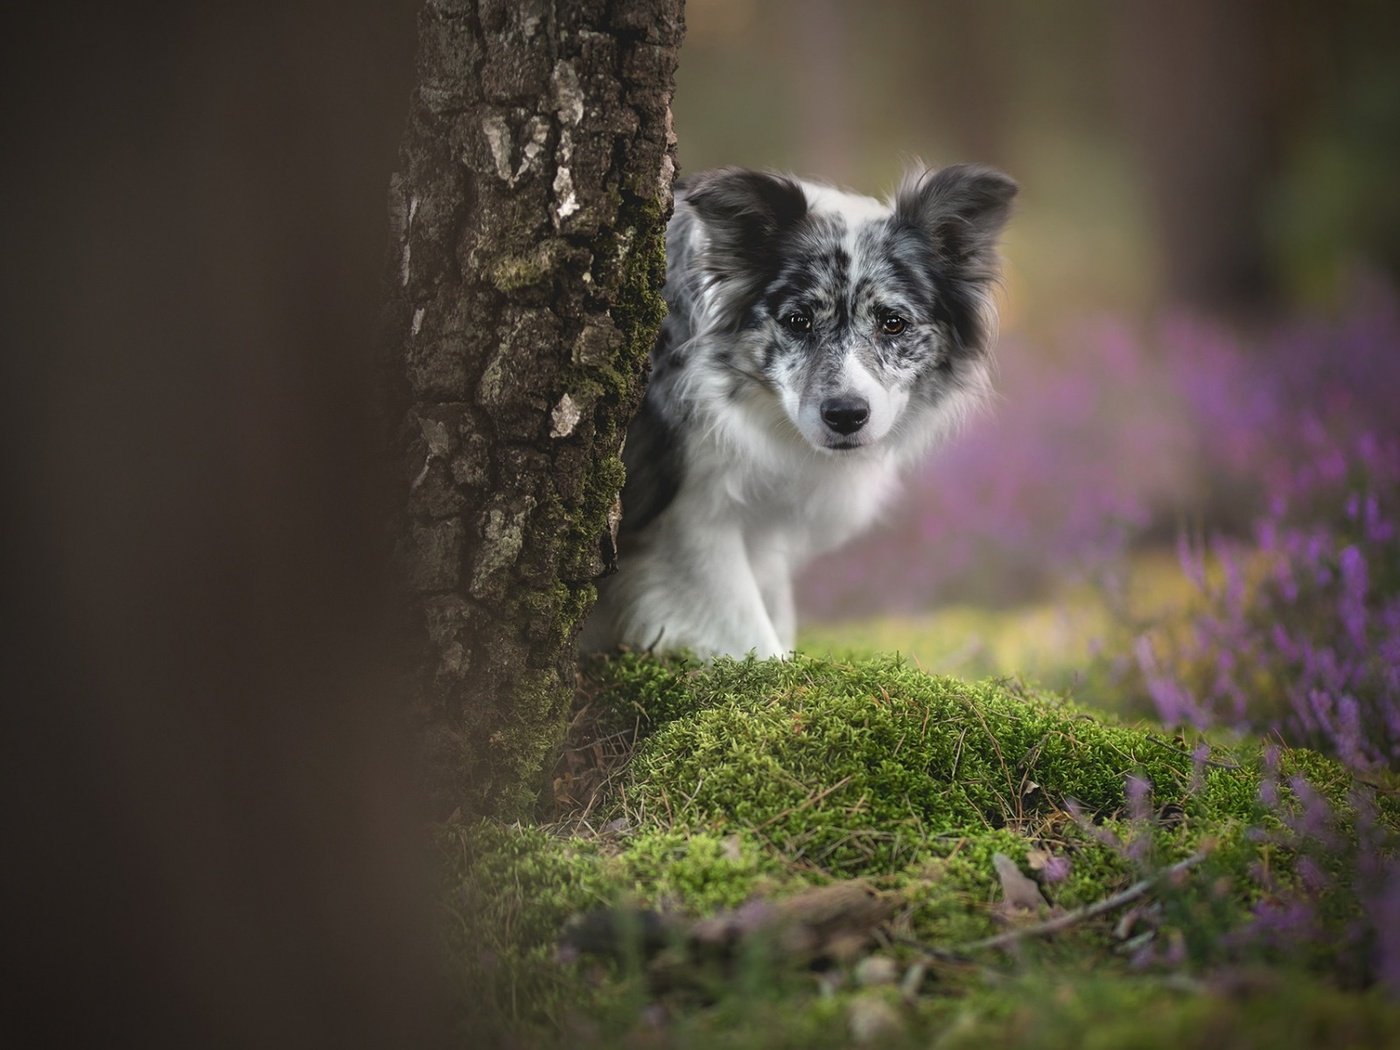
[579,164,1016,659]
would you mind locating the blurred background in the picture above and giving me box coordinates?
[679,0,1400,322]
[675,1,1400,711]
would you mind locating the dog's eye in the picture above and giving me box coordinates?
[879,313,907,335]
[783,312,813,334]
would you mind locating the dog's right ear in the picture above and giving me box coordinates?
[681,168,808,288]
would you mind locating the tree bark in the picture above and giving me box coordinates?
[385,0,684,818]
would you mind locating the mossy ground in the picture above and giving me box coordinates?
[444,653,1400,1047]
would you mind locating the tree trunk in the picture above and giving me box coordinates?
[385,0,684,818]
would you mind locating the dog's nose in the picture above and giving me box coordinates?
[820,397,870,436]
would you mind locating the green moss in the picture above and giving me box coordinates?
[606,195,669,377]
[482,667,571,817]
[530,580,568,618]
[449,652,1396,1045]
[441,822,814,1042]
[440,822,612,1036]
[561,452,626,580]
[545,191,669,654]
[591,655,1248,874]
[922,972,1400,1050]
[488,238,569,292]
[1279,746,1365,807]
[615,831,797,911]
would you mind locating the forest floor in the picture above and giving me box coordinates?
[446,555,1400,1048]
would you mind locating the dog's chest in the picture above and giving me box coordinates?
[734,453,901,560]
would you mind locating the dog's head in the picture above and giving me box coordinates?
[680,165,1015,455]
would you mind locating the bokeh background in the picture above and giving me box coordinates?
[676,1,1400,723]
[679,0,1400,322]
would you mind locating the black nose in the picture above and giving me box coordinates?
[820,397,870,436]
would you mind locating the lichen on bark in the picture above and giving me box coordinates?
[384,0,685,818]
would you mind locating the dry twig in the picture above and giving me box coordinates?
[902,851,1209,961]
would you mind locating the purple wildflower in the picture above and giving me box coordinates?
[1041,855,1072,884]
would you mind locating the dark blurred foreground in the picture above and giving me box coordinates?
[1,4,454,1045]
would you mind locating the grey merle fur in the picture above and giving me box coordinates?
[590,163,1016,658]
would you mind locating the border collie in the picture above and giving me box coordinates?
[580,164,1016,658]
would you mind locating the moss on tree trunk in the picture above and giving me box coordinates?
[384,0,684,818]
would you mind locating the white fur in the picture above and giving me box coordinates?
[582,426,904,659]
[580,175,1004,659]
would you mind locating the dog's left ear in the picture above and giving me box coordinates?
[894,164,1017,273]
[894,164,1016,353]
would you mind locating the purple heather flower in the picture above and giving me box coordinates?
[1041,855,1072,884]
[1125,774,1153,824]
[1259,778,1280,808]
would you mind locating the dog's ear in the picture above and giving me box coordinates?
[681,168,808,286]
[894,164,1016,353]
[894,164,1016,275]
